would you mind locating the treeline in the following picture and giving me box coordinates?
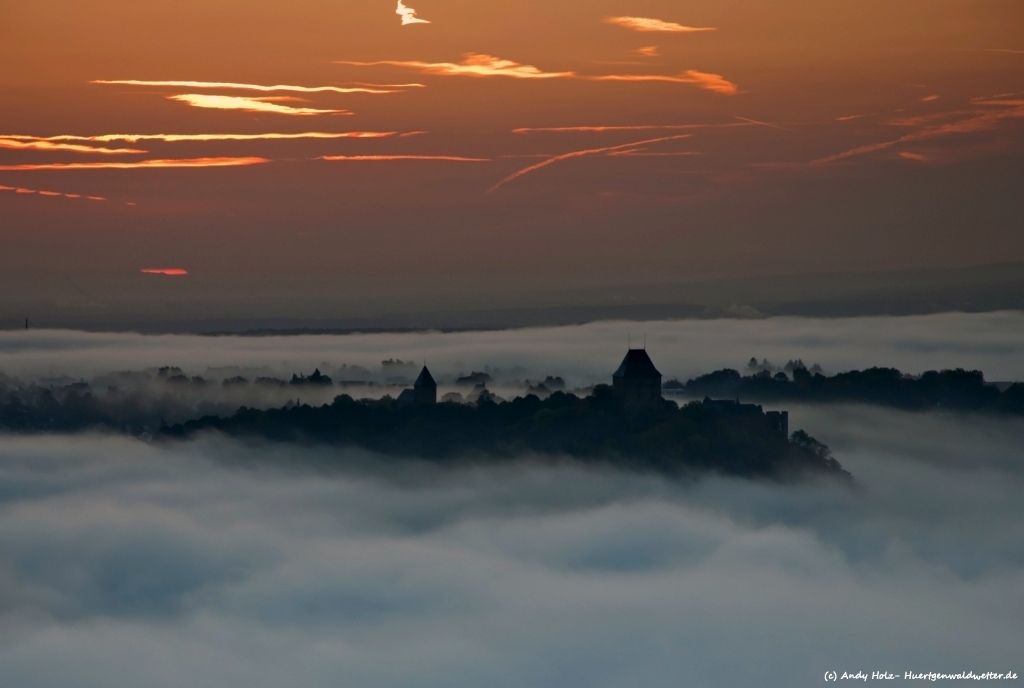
[668,367,1024,413]
[165,386,848,479]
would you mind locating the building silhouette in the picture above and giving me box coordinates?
[612,349,663,410]
[398,366,437,406]
[702,397,789,438]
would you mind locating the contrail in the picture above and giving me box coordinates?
[489,134,692,192]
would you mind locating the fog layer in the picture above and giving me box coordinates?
[1,405,1022,687]
[2,311,1023,385]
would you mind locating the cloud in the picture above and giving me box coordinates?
[836,114,865,122]
[920,94,940,102]
[489,134,692,192]
[0,404,1021,686]
[813,99,1024,165]
[512,124,744,134]
[141,269,188,276]
[91,79,402,95]
[898,151,928,162]
[167,94,350,116]
[604,16,717,33]
[396,0,429,25]
[0,157,269,171]
[319,155,489,162]
[5,132,397,144]
[338,54,575,79]
[0,184,105,201]
[636,46,659,57]
[590,70,737,94]
[339,55,736,93]
[0,138,145,155]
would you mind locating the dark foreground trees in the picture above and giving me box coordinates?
[166,386,849,480]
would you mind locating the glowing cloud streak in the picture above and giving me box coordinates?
[397,0,429,25]
[5,132,397,143]
[340,55,736,93]
[0,184,105,201]
[513,124,743,134]
[591,71,737,94]
[489,134,692,192]
[0,157,269,171]
[319,155,488,162]
[168,94,350,116]
[0,138,144,155]
[604,17,716,33]
[636,46,659,57]
[339,54,574,79]
[141,269,188,276]
[92,79,399,95]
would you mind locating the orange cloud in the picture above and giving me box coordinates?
[340,54,736,93]
[0,137,145,155]
[920,95,940,102]
[513,124,740,134]
[636,46,659,57]
[899,151,928,162]
[15,132,396,143]
[591,70,737,94]
[168,94,350,115]
[489,134,692,192]
[836,115,865,122]
[319,155,489,162]
[0,157,269,171]
[338,54,575,79]
[1,183,106,201]
[92,79,400,95]
[397,0,429,25]
[604,17,716,33]
[141,269,188,276]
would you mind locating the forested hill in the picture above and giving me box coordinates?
[670,367,1024,413]
[165,386,848,480]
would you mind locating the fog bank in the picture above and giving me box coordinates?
[0,404,1021,687]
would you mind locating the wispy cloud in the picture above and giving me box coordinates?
[92,79,401,95]
[0,137,145,155]
[168,94,350,116]
[5,132,397,143]
[0,184,106,201]
[141,268,188,276]
[397,0,429,25]
[319,155,489,162]
[836,114,865,122]
[339,54,737,93]
[898,151,928,162]
[813,99,1024,165]
[920,95,940,102]
[636,46,659,57]
[0,157,269,171]
[513,124,742,134]
[591,70,736,94]
[604,17,716,33]
[338,54,574,79]
[489,134,692,192]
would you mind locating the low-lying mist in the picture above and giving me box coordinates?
[0,404,1021,687]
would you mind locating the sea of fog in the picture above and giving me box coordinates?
[2,311,1023,385]
[1,313,1022,686]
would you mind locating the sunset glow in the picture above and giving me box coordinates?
[319,155,489,162]
[140,268,188,275]
[0,138,145,155]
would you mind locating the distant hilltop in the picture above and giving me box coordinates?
[164,348,846,480]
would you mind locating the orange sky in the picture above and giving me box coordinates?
[1,0,1023,314]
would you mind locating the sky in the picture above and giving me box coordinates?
[1,0,1023,315]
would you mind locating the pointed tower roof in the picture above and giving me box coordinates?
[414,366,436,388]
[613,349,662,379]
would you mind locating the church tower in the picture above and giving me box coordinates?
[612,349,663,410]
[413,366,437,405]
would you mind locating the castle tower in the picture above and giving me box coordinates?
[413,366,437,405]
[612,349,663,410]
